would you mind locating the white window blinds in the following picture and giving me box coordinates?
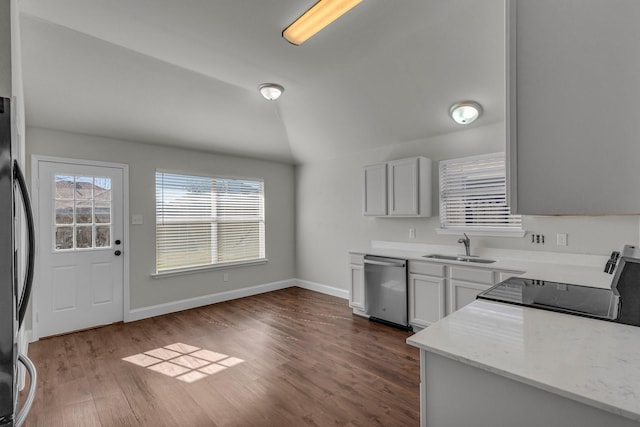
[155,171,265,273]
[439,153,521,231]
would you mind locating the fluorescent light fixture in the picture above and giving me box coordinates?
[259,83,284,100]
[449,101,483,125]
[283,0,362,46]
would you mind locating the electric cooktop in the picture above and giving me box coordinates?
[477,277,621,321]
[477,245,640,327]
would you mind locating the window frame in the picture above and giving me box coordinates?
[437,153,524,237]
[153,169,267,277]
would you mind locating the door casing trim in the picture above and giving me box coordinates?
[30,155,130,341]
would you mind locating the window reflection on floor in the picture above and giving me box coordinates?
[122,342,244,383]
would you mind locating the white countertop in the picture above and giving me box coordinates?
[350,241,613,289]
[407,300,640,422]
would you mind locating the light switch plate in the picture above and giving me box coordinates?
[131,214,143,225]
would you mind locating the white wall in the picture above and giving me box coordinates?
[26,127,296,310]
[295,122,640,289]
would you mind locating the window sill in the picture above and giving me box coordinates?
[436,228,526,238]
[151,258,268,279]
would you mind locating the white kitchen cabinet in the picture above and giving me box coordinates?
[448,265,502,313]
[448,266,524,313]
[388,157,431,217]
[408,261,446,329]
[349,254,366,316]
[409,274,446,329]
[449,280,493,313]
[507,0,640,214]
[362,163,387,216]
[362,157,431,217]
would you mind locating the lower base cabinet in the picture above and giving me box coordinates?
[449,280,493,313]
[409,274,446,329]
[349,254,366,316]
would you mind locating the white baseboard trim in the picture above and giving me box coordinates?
[127,278,349,323]
[294,279,349,300]
[128,279,296,322]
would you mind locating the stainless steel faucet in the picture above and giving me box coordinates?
[458,233,471,257]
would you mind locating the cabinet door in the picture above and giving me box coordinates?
[510,0,640,214]
[449,280,492,313]
[363,164,387,216]
[349,264,365,311]
[409,274,445,329]
[388,158,419,216]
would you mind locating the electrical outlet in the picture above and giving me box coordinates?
[409,228,416,239]
[557,233,568,246]
[223,273,229,282]
[530,233,545,244]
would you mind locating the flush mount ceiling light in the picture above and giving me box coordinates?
[258,83,284,101]
[449,101,483,125]
[283,0,362,46]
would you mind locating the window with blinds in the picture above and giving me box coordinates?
[439,153,521,232]
[155,171,265,273]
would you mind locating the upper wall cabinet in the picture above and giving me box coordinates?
[363,163,388,216]
[507,0,640,215]
[363,157,431,217]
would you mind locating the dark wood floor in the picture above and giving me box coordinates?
[23,287,420,426]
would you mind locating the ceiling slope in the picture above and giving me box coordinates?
[20,0,505,164]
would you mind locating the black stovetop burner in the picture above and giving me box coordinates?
[477,277,621,321]
[477,246,640,327]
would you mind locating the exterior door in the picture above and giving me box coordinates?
[36,159,125,337]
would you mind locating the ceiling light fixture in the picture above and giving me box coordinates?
[283,0,362,46]
[259,83,284,101]
[449,101,483,125]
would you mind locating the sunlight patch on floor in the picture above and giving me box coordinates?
[122,342,244,383]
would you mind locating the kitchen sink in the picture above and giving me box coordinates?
[422,254,496,264]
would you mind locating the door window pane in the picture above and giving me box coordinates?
[74,176,93,199]
[75,200,93,224]
[55,227,73,250]
[94,202,110,224]
[94,177,112,201]
[55,176,74,199]
[76,226,93,248]
[96,226,111,247]
[55,200,73,224]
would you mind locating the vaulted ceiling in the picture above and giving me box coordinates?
[19,0,505,164]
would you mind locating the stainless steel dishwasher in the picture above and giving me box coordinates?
[364,255,410,330]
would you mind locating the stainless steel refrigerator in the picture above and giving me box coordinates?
[0,97,37,426]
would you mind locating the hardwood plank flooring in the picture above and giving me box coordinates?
[22,287,420,426]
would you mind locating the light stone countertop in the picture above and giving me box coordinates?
[406,300,640,422]
[350,240,613,289]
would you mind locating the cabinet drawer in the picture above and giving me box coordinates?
[450,266,494,285]
[497,270,523,283]
[350,254,364,265]
[409,261,446,277]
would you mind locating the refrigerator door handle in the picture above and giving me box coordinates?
[14,354,37,427]
[14,160,36,327]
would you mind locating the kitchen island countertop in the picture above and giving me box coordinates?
[407,299,640,422]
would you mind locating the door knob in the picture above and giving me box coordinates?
[114,250,122,256]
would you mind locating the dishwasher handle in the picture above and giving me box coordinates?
[364,259,406,268]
